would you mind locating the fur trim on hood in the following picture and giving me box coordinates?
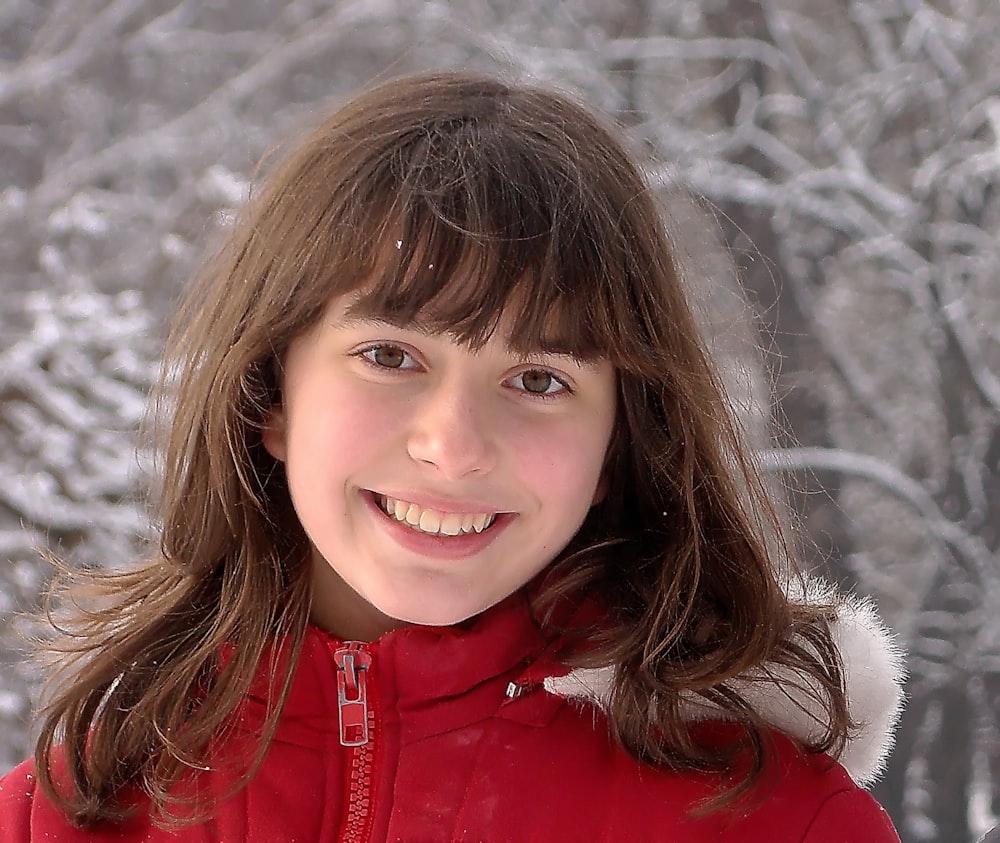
[542,580,906,789]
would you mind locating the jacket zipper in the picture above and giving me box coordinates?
[333,642,377,842]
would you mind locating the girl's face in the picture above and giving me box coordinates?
[263,293,617,640]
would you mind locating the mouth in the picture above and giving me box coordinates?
[373,493,499,537]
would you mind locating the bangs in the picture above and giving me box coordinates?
[348,223,607,360]
[326,113,626,361]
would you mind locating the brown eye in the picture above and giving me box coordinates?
[371,345,407,368]
[520,370,555,394]
[508,368,571,398]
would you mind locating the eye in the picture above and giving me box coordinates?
[356,343,418,370]
[508,368,571,398]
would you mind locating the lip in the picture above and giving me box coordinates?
[361,490,514,560]
[369,488,512,515]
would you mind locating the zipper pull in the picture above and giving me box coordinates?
[505,680,529,700]
[333,643,372,747]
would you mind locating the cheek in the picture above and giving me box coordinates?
[511,420,611,508]
[287,382,397,467]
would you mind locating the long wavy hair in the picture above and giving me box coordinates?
[34,70,849,827]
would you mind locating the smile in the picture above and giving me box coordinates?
[375,494,498,537]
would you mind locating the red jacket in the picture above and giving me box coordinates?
[0,592,900,841]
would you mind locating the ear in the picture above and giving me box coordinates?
[261,405,288,462]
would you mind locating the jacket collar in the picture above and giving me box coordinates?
[258,590,551,739]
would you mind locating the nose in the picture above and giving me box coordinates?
[406,375,497,479]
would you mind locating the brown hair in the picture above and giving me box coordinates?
[34,70,849,826]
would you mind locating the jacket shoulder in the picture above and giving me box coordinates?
[706,729,902,842]
[0,758,159,842]
[800,787,901,842]
[0,759,37,840]
[599,709,899,839]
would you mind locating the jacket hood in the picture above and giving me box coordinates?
[542,578,906,788]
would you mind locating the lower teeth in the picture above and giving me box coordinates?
[406,521,465,537]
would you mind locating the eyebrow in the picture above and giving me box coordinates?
[334,310,438,335]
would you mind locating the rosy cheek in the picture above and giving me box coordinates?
[325,391,390,444]
[511,424,602,496]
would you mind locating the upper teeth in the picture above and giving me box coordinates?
[378,495,497,536]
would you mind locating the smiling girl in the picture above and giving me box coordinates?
[0,71,903,841]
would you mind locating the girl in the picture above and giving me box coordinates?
[0,71,904,841]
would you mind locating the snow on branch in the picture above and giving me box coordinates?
[759,446,995,587]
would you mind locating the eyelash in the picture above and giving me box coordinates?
[353,343,574,400]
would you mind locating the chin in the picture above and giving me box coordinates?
[384,608,479,629]
[376,596,495,629]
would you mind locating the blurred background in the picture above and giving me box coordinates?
[1,1,998,840]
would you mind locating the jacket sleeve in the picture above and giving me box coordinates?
[0,759,36,840]
[802,788,902,843]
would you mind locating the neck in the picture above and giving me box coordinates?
[308,554,409,640]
